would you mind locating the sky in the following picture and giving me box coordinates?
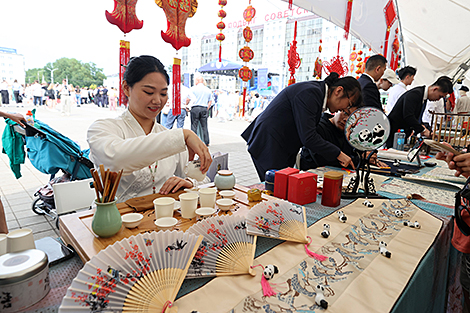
[0,0,292,75]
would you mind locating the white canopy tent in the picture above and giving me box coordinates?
[282,0,470,85]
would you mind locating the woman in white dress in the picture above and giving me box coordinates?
[87,55,212,202]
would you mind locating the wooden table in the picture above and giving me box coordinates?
[59,184,270,263]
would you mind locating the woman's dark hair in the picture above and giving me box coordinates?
[324,72,363,108]
[123,55,170,87]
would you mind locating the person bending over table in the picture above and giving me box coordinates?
[241,73,363,181]
[385,76,453,148]
[299,107,387,170]
[87,55,212,202]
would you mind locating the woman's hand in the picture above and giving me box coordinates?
[436,143,470,178]
[337,151,355,169]
[183,129,212,173]
[159,176,193,195]
[367,152,388,168]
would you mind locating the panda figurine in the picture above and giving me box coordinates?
[393,159,401,167]
[358,128,373,143]
[372,123,385,145]
[315,284,328,309]
[394,209,404,218]
[379,241,391,258]
[363,199,374,208]
[263,264,279,280]
[404,221,421,229]
[337,211,347,223]
[321,224,330,238]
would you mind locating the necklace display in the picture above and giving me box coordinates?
[149,161,158,194]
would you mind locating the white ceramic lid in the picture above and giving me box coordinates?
[0,249,48,285]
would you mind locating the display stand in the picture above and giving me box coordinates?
[343,149,386,199]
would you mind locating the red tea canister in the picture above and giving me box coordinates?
[321,171,343,207]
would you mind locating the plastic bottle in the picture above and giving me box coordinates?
[393,129,406,151]
[25,110,34,126]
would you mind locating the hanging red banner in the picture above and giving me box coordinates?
[383,0,397,59]
[172,58,181,115]
[344,0,353,39]
[119,40,130,107]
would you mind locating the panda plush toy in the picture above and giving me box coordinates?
[358,128,373,143]
[263,264,279,280]
[372,123,385,145]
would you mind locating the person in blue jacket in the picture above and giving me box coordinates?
[241,72,362,181]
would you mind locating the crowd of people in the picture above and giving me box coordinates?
[0,79,119,112]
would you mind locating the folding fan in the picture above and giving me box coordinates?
[246,199,308,243]
[59,230,202,313]
[186,215,257,278]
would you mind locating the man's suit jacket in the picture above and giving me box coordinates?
[241,81,341,178]
[358,74,382,110]
[386,86,426,148]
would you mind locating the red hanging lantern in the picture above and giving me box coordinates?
[243,5,256,22]
[238,0,256,117]
[105,1,143,108]
[243,27,253,43]
[156,0,198,116]
[105,0,144,34]
[239,46,254,62]
[217,0,227,62]
[314,57,323,79]
[239,66,253,81]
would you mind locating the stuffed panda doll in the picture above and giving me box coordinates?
[263,264,279,280]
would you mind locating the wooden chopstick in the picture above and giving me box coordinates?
[91,165,124,203]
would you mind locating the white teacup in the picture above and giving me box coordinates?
[155,217,178,231]
[0,234,7,256]
[185,160,206,181]
[195,207,217,219]
[179,192,199,219]
[219,190,236,199]
[7,228,35,253]
[216,198,234,211]
[153,197,175,219]
[199,188,217,208]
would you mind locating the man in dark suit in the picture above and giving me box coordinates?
[357,55,388,111]
[386,76,453,148]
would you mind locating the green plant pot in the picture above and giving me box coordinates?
[91,199,122,238]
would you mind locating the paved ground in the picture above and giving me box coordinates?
[0,102,260,240]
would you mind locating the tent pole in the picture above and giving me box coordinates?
[394,0,406,66]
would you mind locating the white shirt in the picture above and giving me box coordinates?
[87,110,208,202]
[385,82,407,115]
[422,98,444,125]
[32,83,43,97]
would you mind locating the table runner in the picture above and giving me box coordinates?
[175,198,442,312]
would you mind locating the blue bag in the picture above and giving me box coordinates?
[25,119,93,180]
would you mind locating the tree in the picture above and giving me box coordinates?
[25,58,107,87]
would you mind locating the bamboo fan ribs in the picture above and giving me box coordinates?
[186,215,257,278]
[59,231,202,313]
[90,164,123,203]
[246,199,308,243]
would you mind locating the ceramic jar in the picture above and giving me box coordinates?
[92,199,122,238]
[214,170,236,190]
[321,171,343,207]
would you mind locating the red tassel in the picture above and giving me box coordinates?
[219,43,222,62]
[172,58,181,115]
[344,0,353,40]
[242,87,247,116]
[305,236,328,261]
[288,0,293,10]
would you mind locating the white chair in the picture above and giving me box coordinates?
[53,178,95,215]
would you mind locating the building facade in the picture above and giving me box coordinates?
[181,8,375,91]
[0,47,25,84]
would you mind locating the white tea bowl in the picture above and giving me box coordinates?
[219,190,236,199]
[216,198,234,211]
[195,207,217,219]
[122,213,144,229]
[155,217,178,231]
